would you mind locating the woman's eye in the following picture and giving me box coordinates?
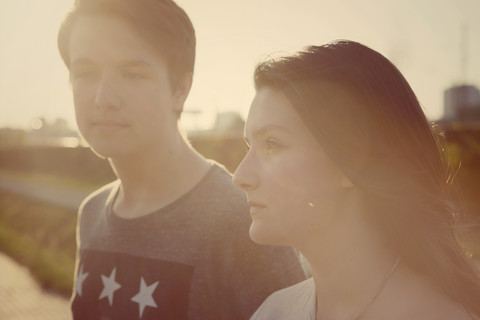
[265,138,282,151]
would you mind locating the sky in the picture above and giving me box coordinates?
[0,0,479,131]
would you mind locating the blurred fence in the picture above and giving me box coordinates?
[0,145,114,187]
[0,133,246,187]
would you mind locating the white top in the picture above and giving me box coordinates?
[250,278,316,320]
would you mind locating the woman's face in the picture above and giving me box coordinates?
[233,87,351,247]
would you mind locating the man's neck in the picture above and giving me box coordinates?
[109,138,210,219]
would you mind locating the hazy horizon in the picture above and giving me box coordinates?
[1,0,479,132]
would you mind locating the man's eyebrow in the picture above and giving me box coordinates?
[70,58,93,68]
[69,59,153,69]
[117,60,153,69]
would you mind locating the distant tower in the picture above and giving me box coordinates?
[460,24,468,84]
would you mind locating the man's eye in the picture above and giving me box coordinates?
[71,70,96,80]
[123,71,144,80]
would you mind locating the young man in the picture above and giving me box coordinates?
[57,0,305,319]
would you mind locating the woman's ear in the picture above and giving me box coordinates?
[341,175,354,188]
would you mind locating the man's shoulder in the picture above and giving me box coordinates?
[201,163,243,194]
[189,163,247,208]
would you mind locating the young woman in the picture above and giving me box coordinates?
[233,40,480,320]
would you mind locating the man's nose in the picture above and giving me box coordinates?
[94,76,120,110]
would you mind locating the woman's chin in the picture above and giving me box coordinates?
[249,222,284,246]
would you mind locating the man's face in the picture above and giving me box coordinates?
[68,15,186,159]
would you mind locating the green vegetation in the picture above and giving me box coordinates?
[0,191,76,297]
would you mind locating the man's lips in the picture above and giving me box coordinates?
[90,120,130,132]
[90,120,129,134]
[92,120,128,127]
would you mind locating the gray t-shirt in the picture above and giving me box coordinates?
[71,164,305,319]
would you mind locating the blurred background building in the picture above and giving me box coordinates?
[443,84,480,123]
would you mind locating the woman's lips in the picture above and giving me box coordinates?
[248,200,266,215]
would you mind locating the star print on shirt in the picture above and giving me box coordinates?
[99,267,122,306]
[131,277,159,318]
[72,250,193,319]
[76,264,89,297]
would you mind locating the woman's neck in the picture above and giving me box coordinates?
[299,215,398,320]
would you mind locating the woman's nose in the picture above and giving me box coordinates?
[233,154,258,191]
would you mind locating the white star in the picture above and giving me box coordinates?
[76,264,89,297]
[131,277,159,318]
[98,267,122,306]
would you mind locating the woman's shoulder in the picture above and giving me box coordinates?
[250,278,316,320]
[269,277,315,299]
[372,264,474,320]
[400,291,474,320]
[391,301,474,320]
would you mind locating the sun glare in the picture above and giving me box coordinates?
[30,118,44,130]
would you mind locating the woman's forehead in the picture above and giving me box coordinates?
[245,87,311,138]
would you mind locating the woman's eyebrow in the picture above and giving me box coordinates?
[245,123,292,143]
[253,124,292,137]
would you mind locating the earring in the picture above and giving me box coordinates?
[341,176,354,188]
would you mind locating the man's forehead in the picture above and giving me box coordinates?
[68,15,162,66]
